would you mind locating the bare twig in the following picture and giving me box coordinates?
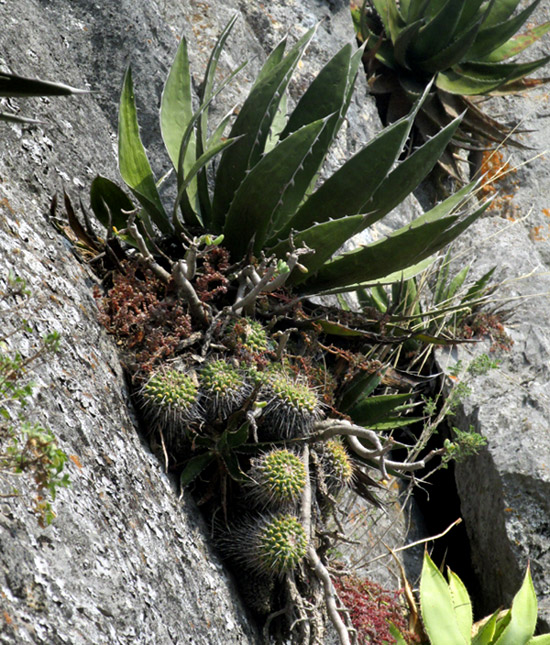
[172,260,211,327]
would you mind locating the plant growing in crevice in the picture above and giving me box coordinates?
[71,16,501,644]
[352,0,550,180]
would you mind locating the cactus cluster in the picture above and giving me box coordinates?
[322,439,354,493]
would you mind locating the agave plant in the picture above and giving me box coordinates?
[90,16,490,297]
[391,552,550,644]
[353,0,550,178]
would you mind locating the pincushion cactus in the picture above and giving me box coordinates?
[259,372,322,439]
[199,359,251,421]
[247,449,307,508]
[140,367,200,436]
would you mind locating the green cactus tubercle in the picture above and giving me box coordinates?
[250,449,307,507]
[200,359,244,394]
[231,318,270,354]
[257,514,308,574]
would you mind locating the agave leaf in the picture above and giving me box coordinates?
[481,0,523,29]
[528,636,550,644]
[461,58,550,90]
[493,566,537,645]
[387,623,409,645]
[366,115,462,222]
[447,568,473,643]
[160,36,195,172]
[180,452,214,488]
[456,0,486,34]
[405,0,431,23]
[0,72,89,97]
[196,16,243,226]
[479,22,550,62]
[461,267,496,303]
[394,19,424,68]
[211,26,316,228]
[420,553,470,645]
[222,117,331,257]
[90,175,136,231]
[317,257,435,297]
[372,0,402,41]
[347,392,414,426]
[472,610,500,645]
[417,16,485,74]
[300,216,460,293]
[436,68,507,95]
[118,67,172,236]
[173,136,240,231]
[469,0,542,60]
[280,43,353,139]
[274,115,412,241]
[339,370,385,412]
[408,0,465,63]
[300,190,489,293]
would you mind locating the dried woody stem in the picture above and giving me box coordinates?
[121,213,211,327]
[311,419,446,479]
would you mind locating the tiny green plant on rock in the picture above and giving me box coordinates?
[0,273,70,527]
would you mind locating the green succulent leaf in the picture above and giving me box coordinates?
[481,0,525,30]
[493,565,538,645]
[447,568,473,642]
[0,71,89,97]
[480,21,550,62]
[118,67,172,235]
[223,117,334,257]
[180,452,214,488]
[160,35,195,173]
[212,26,316,228]
[420,552,469,645]
[469,0,542,60]
[90,175,136,232]
[408,0,465,63]
[472,610,500,645]
[366,115,462,222]
[347,392,414,427]
[274,115,412,242]
[528,636,550,644]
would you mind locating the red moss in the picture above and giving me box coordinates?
[333,575,418,645]
[94,260,192,371]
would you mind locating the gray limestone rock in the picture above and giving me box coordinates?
[435,1,550,628]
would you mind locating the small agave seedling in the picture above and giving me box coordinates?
[353,0,550,178]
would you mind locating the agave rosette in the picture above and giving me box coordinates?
[353,0,550,176]
[90,17,490,296]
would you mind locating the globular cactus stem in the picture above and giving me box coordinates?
[199,359,251,422]
[140,368,200,438]
[247,449,307,508]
